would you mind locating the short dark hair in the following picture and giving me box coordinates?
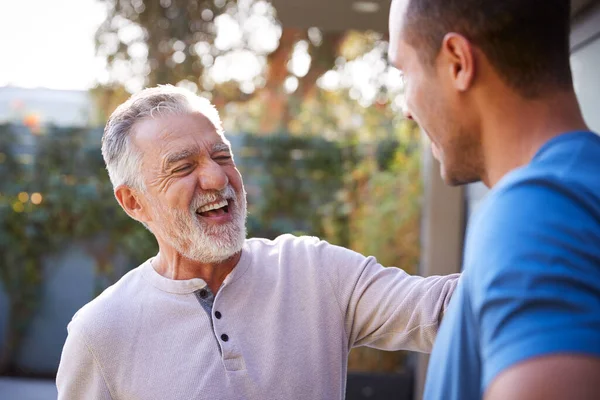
[403,0,573,98]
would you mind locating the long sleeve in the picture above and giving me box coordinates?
[315,239,459,353]
[56,323,114,400]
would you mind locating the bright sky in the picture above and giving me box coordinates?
[0,0,106,90]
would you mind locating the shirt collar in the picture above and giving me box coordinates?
[141,246,252,294]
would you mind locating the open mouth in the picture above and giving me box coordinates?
[196,199,230,218]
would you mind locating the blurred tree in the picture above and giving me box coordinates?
[0,124,40,372]
[239,133,350,241]
[93,0,348,132]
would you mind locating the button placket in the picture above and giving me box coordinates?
[212,292,232,355]
[212,287,229,348]
[212,285,245,371]
[215,316,229,345]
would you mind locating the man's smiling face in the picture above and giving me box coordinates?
[133,111,247,263]
[389,0,484,186]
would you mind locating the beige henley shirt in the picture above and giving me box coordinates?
[57,234,459,399]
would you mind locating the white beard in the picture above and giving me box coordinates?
[150,185,247,263]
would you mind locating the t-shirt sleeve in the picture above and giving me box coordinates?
[56,322,114,400]
[467,179,600,391]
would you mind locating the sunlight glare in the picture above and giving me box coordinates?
[0,0,106,90]
[288,41,311,78]
[284,76,299,94]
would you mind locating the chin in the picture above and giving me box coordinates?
[446,176,480,187]
[441,165,481,187]
[183,240,243,264]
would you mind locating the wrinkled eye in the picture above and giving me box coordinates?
[173,164,192,173]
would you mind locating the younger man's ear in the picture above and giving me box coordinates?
[440,32,476,92]
[114,185,152,224]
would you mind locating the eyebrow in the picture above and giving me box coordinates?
[211,143,231,154]
[163,143,231,168]
[164,148,198,168]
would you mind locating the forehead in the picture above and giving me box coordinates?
[388,0,411,66]
[132,112,228,160]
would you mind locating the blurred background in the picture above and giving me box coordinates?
[1,0,600,399]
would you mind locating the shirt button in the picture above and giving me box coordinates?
[199,289,208,298]
[221,334,229,342]
[215,311,222,319]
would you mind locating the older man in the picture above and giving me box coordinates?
[56,85,458,400]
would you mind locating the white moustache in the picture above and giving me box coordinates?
[190,185,236,213]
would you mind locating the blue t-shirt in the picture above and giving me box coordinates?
[424,131,600,400]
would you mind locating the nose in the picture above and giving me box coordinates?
[198,161,229,192]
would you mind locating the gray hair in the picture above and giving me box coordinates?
[101,85,224,191]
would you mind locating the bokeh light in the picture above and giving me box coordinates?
[31,192,43,205]
[12,201,24,213]
[18,192,29,203]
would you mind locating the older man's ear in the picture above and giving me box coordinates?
[114,185,152,224]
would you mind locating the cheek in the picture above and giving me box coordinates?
[227,167,244,192]
[404,74,429,118]
[164,175,197,208]
[403,81,417,112]
[416,79,445,121]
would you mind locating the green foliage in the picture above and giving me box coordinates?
[349,135,422,270]
[340,121,423,372]
[238,133,353,243]
[0,123,156,372]
[238,110,424,273]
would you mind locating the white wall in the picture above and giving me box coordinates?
[572,39,600,131]
[0,86,93,127]
[571,2,600,132]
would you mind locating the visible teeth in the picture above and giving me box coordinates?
[197,199,228,213]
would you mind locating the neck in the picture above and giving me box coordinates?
[152,245,241,294]
[479,89,588,187]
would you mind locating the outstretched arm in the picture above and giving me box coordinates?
[314,239,460,353]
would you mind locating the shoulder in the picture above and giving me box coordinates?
[462,153,600,388]
[243,235,373,285]
[467,173,600,272]
[468,136,600,260]
[465,150,600,308]
[245,234,368,265]
[67,262,148,339]
[488,132,600,210]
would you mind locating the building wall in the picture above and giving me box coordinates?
[0,87,93,127]
[15,245,97,374]
[0,241,132,375]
